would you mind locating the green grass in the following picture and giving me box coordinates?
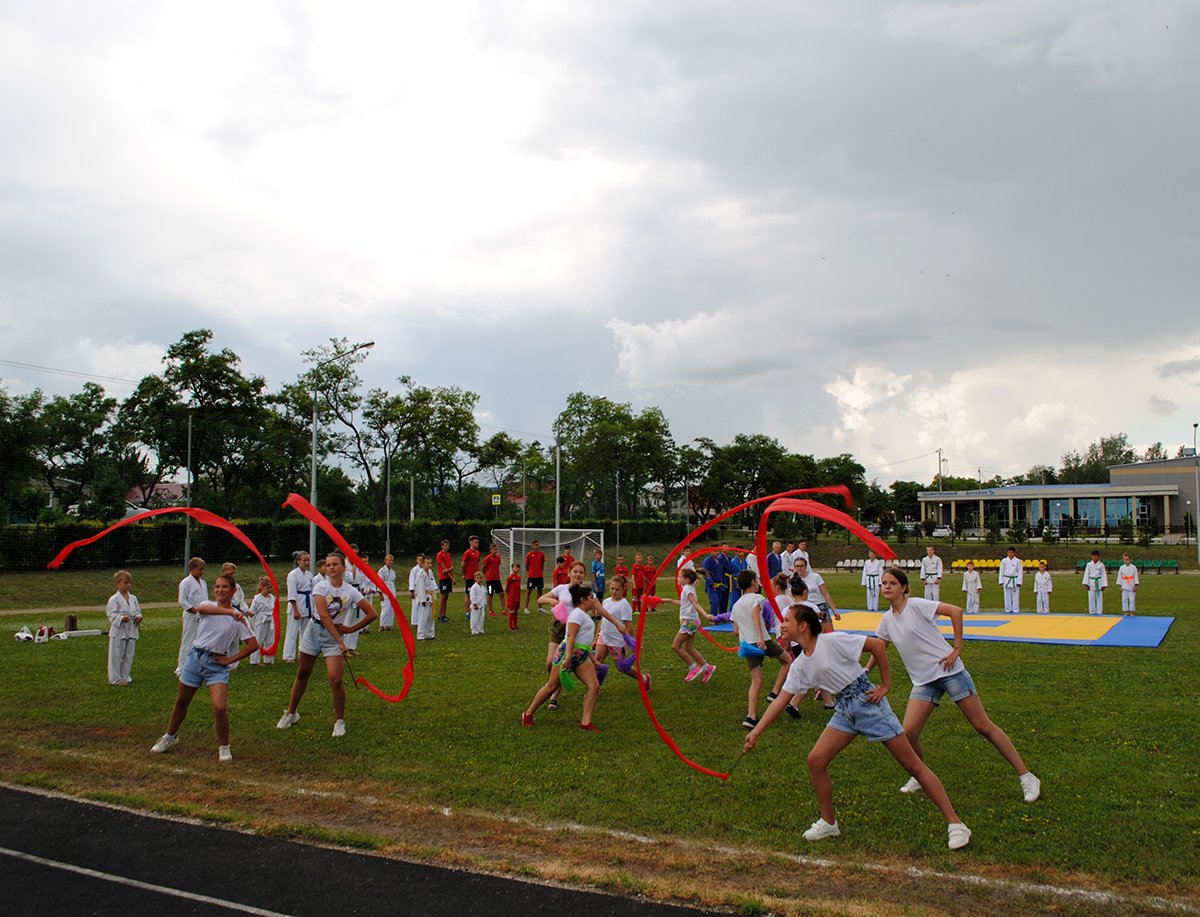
[0,566,1195,894]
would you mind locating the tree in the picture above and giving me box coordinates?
[1060,433,1136,484]
[1143,442,1168,462]
[890,481,921,525]
[392,378,481,518]
[302,338,378,499]
[35,382,118,509]
[0,384,46,522]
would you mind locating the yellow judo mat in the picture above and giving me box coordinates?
[833,611,1173,647]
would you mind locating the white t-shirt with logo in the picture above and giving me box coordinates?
[874,596,962,686]
[313,578,364,626]
[782,631,867,695]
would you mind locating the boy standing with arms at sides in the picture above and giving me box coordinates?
[177,557,208,676]
[643,554,660,600]
[861,550,884,612]
[732,570,792,730]
[461,535,481,619]
[1033,561,1053,614]
[631,552,645,614]
[436,539,454,622]
[414,554,437,641]
[483,542,504,616]
[796,539,811,571]
[1118,553,1139,616]
[524,539,545,614]
[106,570,142,685]
[591,548,606,599]
[998,547,1023,614]
[552,555,568,586]
[505,562,522,630]
[408,553,425,630]
[920,546,943,602]
[376,554,397,631]
[961,560,982,614]
[561,545,576,575]
[613,554,629,581]
[1083,550,1108,615]
[468,571,488,635]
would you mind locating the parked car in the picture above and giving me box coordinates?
[864,523,881,535]
[932,525,953,538]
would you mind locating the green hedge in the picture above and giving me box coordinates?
[0,518,690,571]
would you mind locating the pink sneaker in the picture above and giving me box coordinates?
[684,665,703,683]
[642,672,653,692]
[701,663,716,684]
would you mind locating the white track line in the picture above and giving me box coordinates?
[0,846,292,917]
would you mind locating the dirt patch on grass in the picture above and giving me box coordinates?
[1,729,1195,917]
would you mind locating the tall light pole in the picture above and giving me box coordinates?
[384,448,392,558]
[554,434,561,557]
[615,470,621,558]
[309,340,374,562]
[1193,423,1199,565]
[183,410,193,569]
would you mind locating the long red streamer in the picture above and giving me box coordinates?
[47,507,280,655]
[634,486,853,780]
[282,494,415,703]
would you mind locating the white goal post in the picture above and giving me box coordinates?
[489,527,605,580]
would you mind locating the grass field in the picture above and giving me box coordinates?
[0,558,1195,916]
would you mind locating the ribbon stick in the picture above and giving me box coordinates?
[634,486,854,781]
[282,494,415,703]
[47,507,280,656]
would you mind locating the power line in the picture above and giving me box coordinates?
[0,358,139,387]
[863,449,939,473]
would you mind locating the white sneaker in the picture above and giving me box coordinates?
[1020,772,1041,802]
[276,711,300,729]
[948,822,972,850]
[332,719,346,738]
[803,818,840,841]
[218,745,233,762]
[900,776,924,794]
[150,734,177,754]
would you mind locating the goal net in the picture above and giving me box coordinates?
[489,527,605,578]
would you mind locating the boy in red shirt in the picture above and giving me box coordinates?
[552,556,568,586]
[482,542,503,615]
[613,554,628,580]
[460,535,481,619]
[642,554,659,600]
[523,539,546,614]
[631,552,645,614]
[561,546,576,574]
[436,539,454,623]
[504,563,522,631]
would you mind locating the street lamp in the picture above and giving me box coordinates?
[1193,423,1199,565]
[1187,499,1192,549]
[309,340,375,562]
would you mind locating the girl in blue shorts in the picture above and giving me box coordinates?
[876,567,1041,803]
[744,605,971,850]
[150,573,259,762]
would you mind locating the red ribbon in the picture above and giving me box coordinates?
[672,545,749,654]
[634,487,855,780]
[282,494,415,703]
[47,507,280,656]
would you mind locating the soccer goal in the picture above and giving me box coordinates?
[489,527,605,578]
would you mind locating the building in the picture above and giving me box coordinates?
[917,455,1200,534]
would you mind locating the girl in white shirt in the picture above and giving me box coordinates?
[663,568,716,683]
[744,604,971,850]
[522,585,606,731]
[876,567,1040,804]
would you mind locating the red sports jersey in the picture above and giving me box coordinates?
[436,550,455,581]
[613,563,629,579]
[505,573,522,610]
[525,549,545,578]
[553,564,568,586]
[482,552,502,580]
[561,550,576,571]
[631,562,645,595]
[462,548,481,579]
[643,566,658,596]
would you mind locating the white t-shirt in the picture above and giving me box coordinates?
[600,597,632,647]
[745,553,760,576]
[874,596,962,686]
[679,584,701,623]
[567,606,596,647]
[730,593,766,643]
[782,631,867,695]
[312,579,364,626]
[194,611,253,656]
[802,571,828,603]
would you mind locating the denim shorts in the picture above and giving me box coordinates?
[827,673,904,742]
[909,668,977,706]
[300,621,343,658]
[179,646,232,688]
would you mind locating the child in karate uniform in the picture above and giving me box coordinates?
[469,571,487,635]
[861,551,884,612]
[376,554,398,631]
[1033,562,1052,614]
[961,561,982,615]
[1117,554,1139,616]
[414,555,437,640]
[106,570,142,685]
[248,575,276,665]
[1083,551,1107,615]
[998,548,1023,614]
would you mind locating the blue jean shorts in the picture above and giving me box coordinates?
[179,646,232,688]
[300,620,343,657]
[909,668,977,706]
[827,673,904,742]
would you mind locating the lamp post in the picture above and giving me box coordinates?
[1187,500,1192,549]
[183,410,193,570]
[309,341,375,562]
[1193,423,1199,564]
[384,449,392,558]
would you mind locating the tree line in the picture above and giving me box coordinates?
[0,330,1177,531]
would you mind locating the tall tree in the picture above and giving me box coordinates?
[0,384,46,522]
[36,382,117,507]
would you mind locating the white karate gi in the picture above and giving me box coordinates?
[283,567,313,662]
[407,564,421,626]
[105,591,141,684]
[1033,571,1052,614]
[920,554,943,602]
[469,582,487,635]
[1082,560,1108,614]
[376,564,398,628]
[861,558,884,611]
[414,566,437,640]
[998,556,1024,614]
[248,593,276,664]
[1117,563,1139,613]
[176,573,208,676]
[961,570,982,614]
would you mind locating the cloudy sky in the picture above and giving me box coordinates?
[2,1,1198,486]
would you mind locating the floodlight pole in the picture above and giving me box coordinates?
[1193,423,1199,565]
[183,410,193,570]
[385,449,392,557]
[615,470,621,558]
[555,434,561,557]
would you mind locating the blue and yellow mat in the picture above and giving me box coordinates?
[707,613,1173,647]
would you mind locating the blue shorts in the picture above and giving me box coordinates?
[300,620,343,658]
[179,646,232,688]
[909,668,977,706]
[827,673,904,742]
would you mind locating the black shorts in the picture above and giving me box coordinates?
[438,578,453,594]
[486,580,503,595]
[527,577,544,591]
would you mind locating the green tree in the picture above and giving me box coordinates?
[36,382,118,509]
[1060,433,1137,484]
[0,384,46,522]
